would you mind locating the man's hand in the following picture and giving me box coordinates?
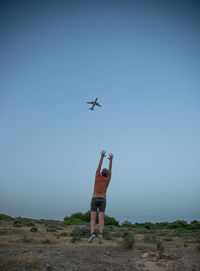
[108,153,114,160]
[101,150,106,158]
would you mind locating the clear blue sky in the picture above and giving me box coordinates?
[1,0,200,223]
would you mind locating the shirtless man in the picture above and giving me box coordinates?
[88,150,113,244]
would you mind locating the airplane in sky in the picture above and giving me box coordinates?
[86,97,102,110]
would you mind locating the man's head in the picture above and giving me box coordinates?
[101,168,109,177]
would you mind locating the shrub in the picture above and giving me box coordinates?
[59,232,68,237]
[121,231,135,250]
[144,232,157,243]
[30,227,38,232]
[104,215,119,226]
[63,211,119,226]
[64,212,88,225]
[112,230,123,238]
[82,211,91,222]
[188,221,200,231]
[26,222,35,227]
[70,227,89,238]
[70,227,85,243]
[144,222,154,229]
[13,220,22,227]
[103,229,113,240]
[156,241,165,259]
[0,214,14,220]
[41,239,51,244]
[122,221,132,227]
[70,212,84,220]
[163,237,172,241]
[63,218,87,226]
[22,235,34,243]
[155,222,169,229]
[18,218,33,223]
[46,226,57,232]
[167,220,188,229]
[0,255,38,270]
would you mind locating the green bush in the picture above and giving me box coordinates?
[144,222,154,229]
[167,220,188,229]
[64,212,119,226]
[122,221,132,227]
[70,227,86,243]
[112,230,123,238]
[26,222,35,227]
[63,218,87,226]
[18,218,33,223]
[0,214,14,220]
[155,222,169,229]
[70,212,84,221]
[30,227,38,232]
[59,232,68,237]
[156,241,165,259]
[21,235,34,243]
[104,215,119,226]
[103,229,113,240]
[144,232,157,243]
[46,227,57,232]
[163,237,172,241]
[13,220,22,227]
[41,239,51,244]
[188,221,200,230]
[121,231,135,250]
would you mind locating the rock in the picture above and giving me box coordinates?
[168,253,177,260]
[137,247,146,251]
[106,251,111,256]
[46,264,51,270]
[156,261,168,267]
[138,263,146,267]
[149,251,157,257]
[142,252,149,258]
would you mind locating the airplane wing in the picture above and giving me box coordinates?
[86,101,94,104]
[96,102,101,107]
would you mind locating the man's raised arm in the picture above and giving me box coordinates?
[108,153,114,174]
[96,151,106,175]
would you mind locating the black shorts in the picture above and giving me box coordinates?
[90,197,106,212]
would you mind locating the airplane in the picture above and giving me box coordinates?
[86,97,102,110]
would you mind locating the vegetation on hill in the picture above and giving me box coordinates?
[0,214,14,220]
[1,213,200,231]
[63,211,119,226]
[121,220,200,231]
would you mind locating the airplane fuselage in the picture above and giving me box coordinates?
[91,98,98,110]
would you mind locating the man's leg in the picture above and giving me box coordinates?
[98,211,104,244]
[88,211,97,243]
[98,211,104,234]
[90,211,97,233]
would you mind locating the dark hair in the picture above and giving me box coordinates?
[101,168,109,177]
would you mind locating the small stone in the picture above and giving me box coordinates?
[142,252,149,258]
[149,251,157,257]
[168,254,177,260]
[106,251,111,256]
[156,261,167,267]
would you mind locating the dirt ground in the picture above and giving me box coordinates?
[0,219,200,271]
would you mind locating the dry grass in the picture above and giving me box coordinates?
[0,255,38,271]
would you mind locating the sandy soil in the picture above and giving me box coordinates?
[0,219,200,271]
